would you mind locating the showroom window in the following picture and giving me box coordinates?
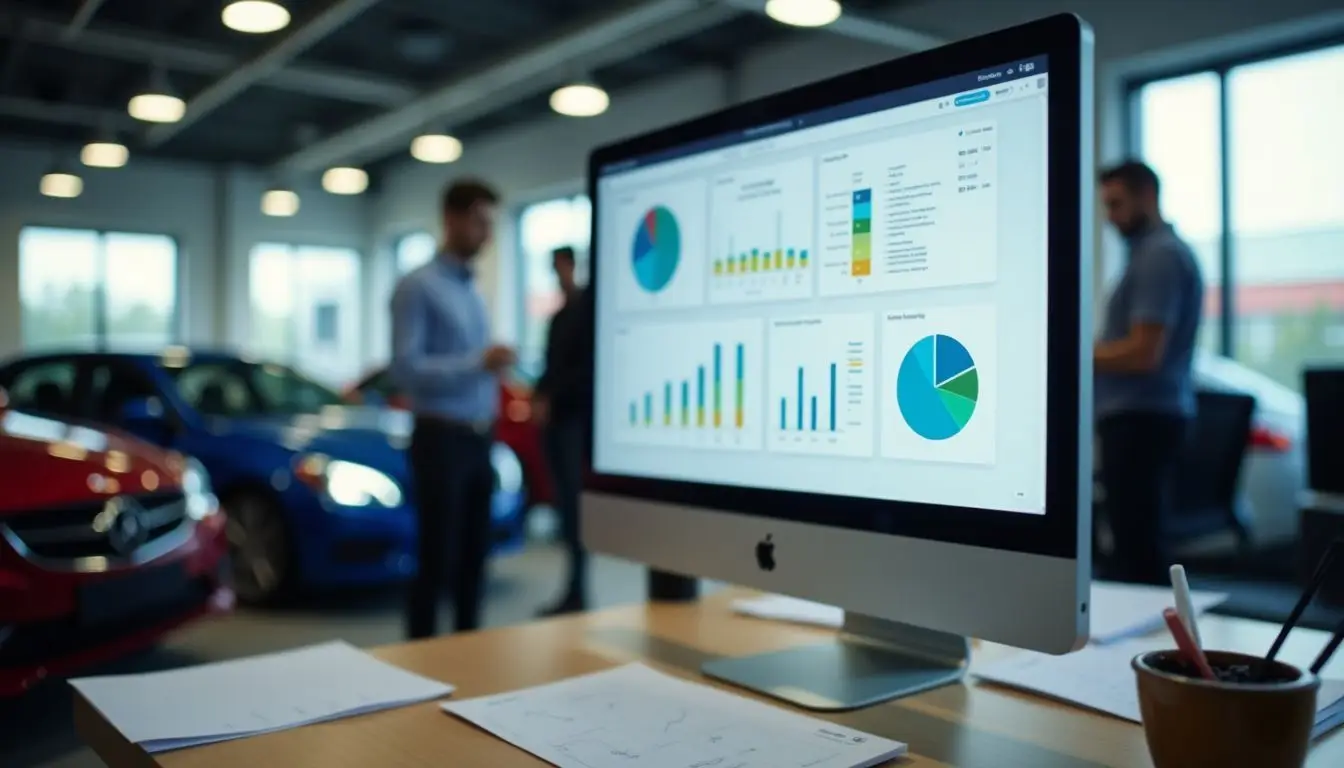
[247,242,362,386]
[395,230,438,274]
[18,227,179,351]
[516,194,591,374]
[1128,41,1344,390]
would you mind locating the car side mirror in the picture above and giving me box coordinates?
[121,396,166,424]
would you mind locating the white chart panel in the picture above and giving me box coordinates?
[612,177,709,312]
[708,157,815,305]
[766,313,875,457]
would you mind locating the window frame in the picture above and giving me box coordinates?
[1123,33,1344,359]
[17,225,183,351]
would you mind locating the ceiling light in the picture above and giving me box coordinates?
[765,0,842,27]
[549,83,609,117]
[40,171,83,199]
[261,188,300,217]
[80,141,129,169]
[322,167,368,195]
[410,133,463,164]
[222,1,291,34]
[129,92,185,123]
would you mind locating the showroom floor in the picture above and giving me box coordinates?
[2,544,652,768]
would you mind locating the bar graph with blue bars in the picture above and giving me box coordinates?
[626,340,748,433]
[766,313,875,457]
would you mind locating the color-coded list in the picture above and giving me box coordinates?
[852,188,872,277]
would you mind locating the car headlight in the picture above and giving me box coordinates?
[182,457,218,521]
[295,454,403,508]
[491,442,524,496]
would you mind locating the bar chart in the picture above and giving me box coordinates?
[766,313,875,457]
[709,157,814,305]
[613,319,765,451]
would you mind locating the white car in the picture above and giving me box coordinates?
[1193,352,1304,547]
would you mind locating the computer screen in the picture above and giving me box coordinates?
[592,58,1051,517]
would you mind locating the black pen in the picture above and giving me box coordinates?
[1265,539,1342,668]
[1310,615,1344,676]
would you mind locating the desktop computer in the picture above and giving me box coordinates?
[583,14,1094,711]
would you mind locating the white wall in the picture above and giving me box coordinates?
[369,0,1344,360]
[0,140,371,362]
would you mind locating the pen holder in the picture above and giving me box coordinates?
[1133,650,1319,768]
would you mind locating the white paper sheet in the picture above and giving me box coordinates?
[731,582,1229,644]
[975,638,1344,738]
[71,640,454,752]
[1089,581,1228,644]
[443,663,906,768]
[731,594,844,628]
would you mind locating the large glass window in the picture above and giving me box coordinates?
[395,231,438,274]
[18,227,178,350]
[516,194,590,374]
[1130,42,1344,390]
[247,243,362,386]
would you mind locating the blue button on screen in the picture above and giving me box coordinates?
[954,90,990,107]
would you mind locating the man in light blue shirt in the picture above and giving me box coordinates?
[391,178,515,638]
[1095,161,1204,585]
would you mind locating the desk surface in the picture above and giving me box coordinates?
[75,591,1344,768]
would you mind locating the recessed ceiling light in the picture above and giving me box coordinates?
[80,141,129,169]
[222,1,292,34]
[322,167,368,195]
[410,133,463,164]
[549,83,609,117]
[261,188,300,216]
[765,0,842,27]
[40,172,83,199]
[128,92,185,123]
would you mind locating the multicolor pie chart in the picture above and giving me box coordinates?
[631,205,680,293]
[896,334,979,441]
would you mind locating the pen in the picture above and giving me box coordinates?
[1169,564,1203,650]
[1266,540,1341,667]
[1164,607,1217,681]
[1310,614,1344,676]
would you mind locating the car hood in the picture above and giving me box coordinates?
[211,406,412,478]
[0,408,182,514]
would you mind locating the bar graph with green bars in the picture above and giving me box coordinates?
[627,341,747,432]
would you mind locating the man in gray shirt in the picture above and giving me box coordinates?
[1096,161,1204,584]
[391,178,516,637]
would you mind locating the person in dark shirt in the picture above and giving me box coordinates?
[533,246,593,616]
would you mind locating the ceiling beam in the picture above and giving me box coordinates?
[62,0,107,41]
[0,8,414,107]
[722,0,947,52]
[143,0,384,147]
[0,94,137,130]
[273,0,738,174]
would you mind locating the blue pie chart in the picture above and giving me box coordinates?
[896,334,980,441]
[631,205,680,293]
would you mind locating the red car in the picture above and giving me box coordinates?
[343,368,554,508]
[0,402,232,696]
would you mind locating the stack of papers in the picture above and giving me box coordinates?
[444,663,906,768]
[974,638,1344,739]
[730,581,1229,644]
[71,641,454,752]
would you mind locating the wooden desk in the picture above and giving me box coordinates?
[75,591,1344,767]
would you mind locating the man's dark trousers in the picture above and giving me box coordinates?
[544,416,587,603]
[406,417,494,639]
[1098,411,1190,585]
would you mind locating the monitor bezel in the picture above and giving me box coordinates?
[585,14,1089,561]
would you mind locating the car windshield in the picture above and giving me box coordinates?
[167,359,344,417]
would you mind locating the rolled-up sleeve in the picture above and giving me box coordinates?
[390,280,480,396]
[1128,247,1183,327]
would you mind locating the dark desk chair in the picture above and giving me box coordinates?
[1167,389,1256,551]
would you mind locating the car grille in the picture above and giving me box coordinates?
[1,491,189,562]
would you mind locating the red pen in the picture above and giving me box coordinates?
[1164,607,1217,681]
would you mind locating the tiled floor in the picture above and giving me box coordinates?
[1,545,650,768]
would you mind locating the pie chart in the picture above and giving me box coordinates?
[631,205,680,293]
[896,334,979,441]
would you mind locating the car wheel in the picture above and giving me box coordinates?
[223,491,292,605]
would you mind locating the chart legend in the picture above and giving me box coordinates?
[613,320,764,451]
[881,304,997,465]
[766,313,875,457]
[709,158,814,305]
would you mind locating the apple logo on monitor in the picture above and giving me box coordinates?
[755,534,776,571]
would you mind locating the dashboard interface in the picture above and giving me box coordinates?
[593,57,1050,516]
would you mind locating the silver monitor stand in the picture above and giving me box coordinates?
[701,612,970,711]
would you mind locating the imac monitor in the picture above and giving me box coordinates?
[585,14,1094,710]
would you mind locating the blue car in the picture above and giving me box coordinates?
[0,349,526,603]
